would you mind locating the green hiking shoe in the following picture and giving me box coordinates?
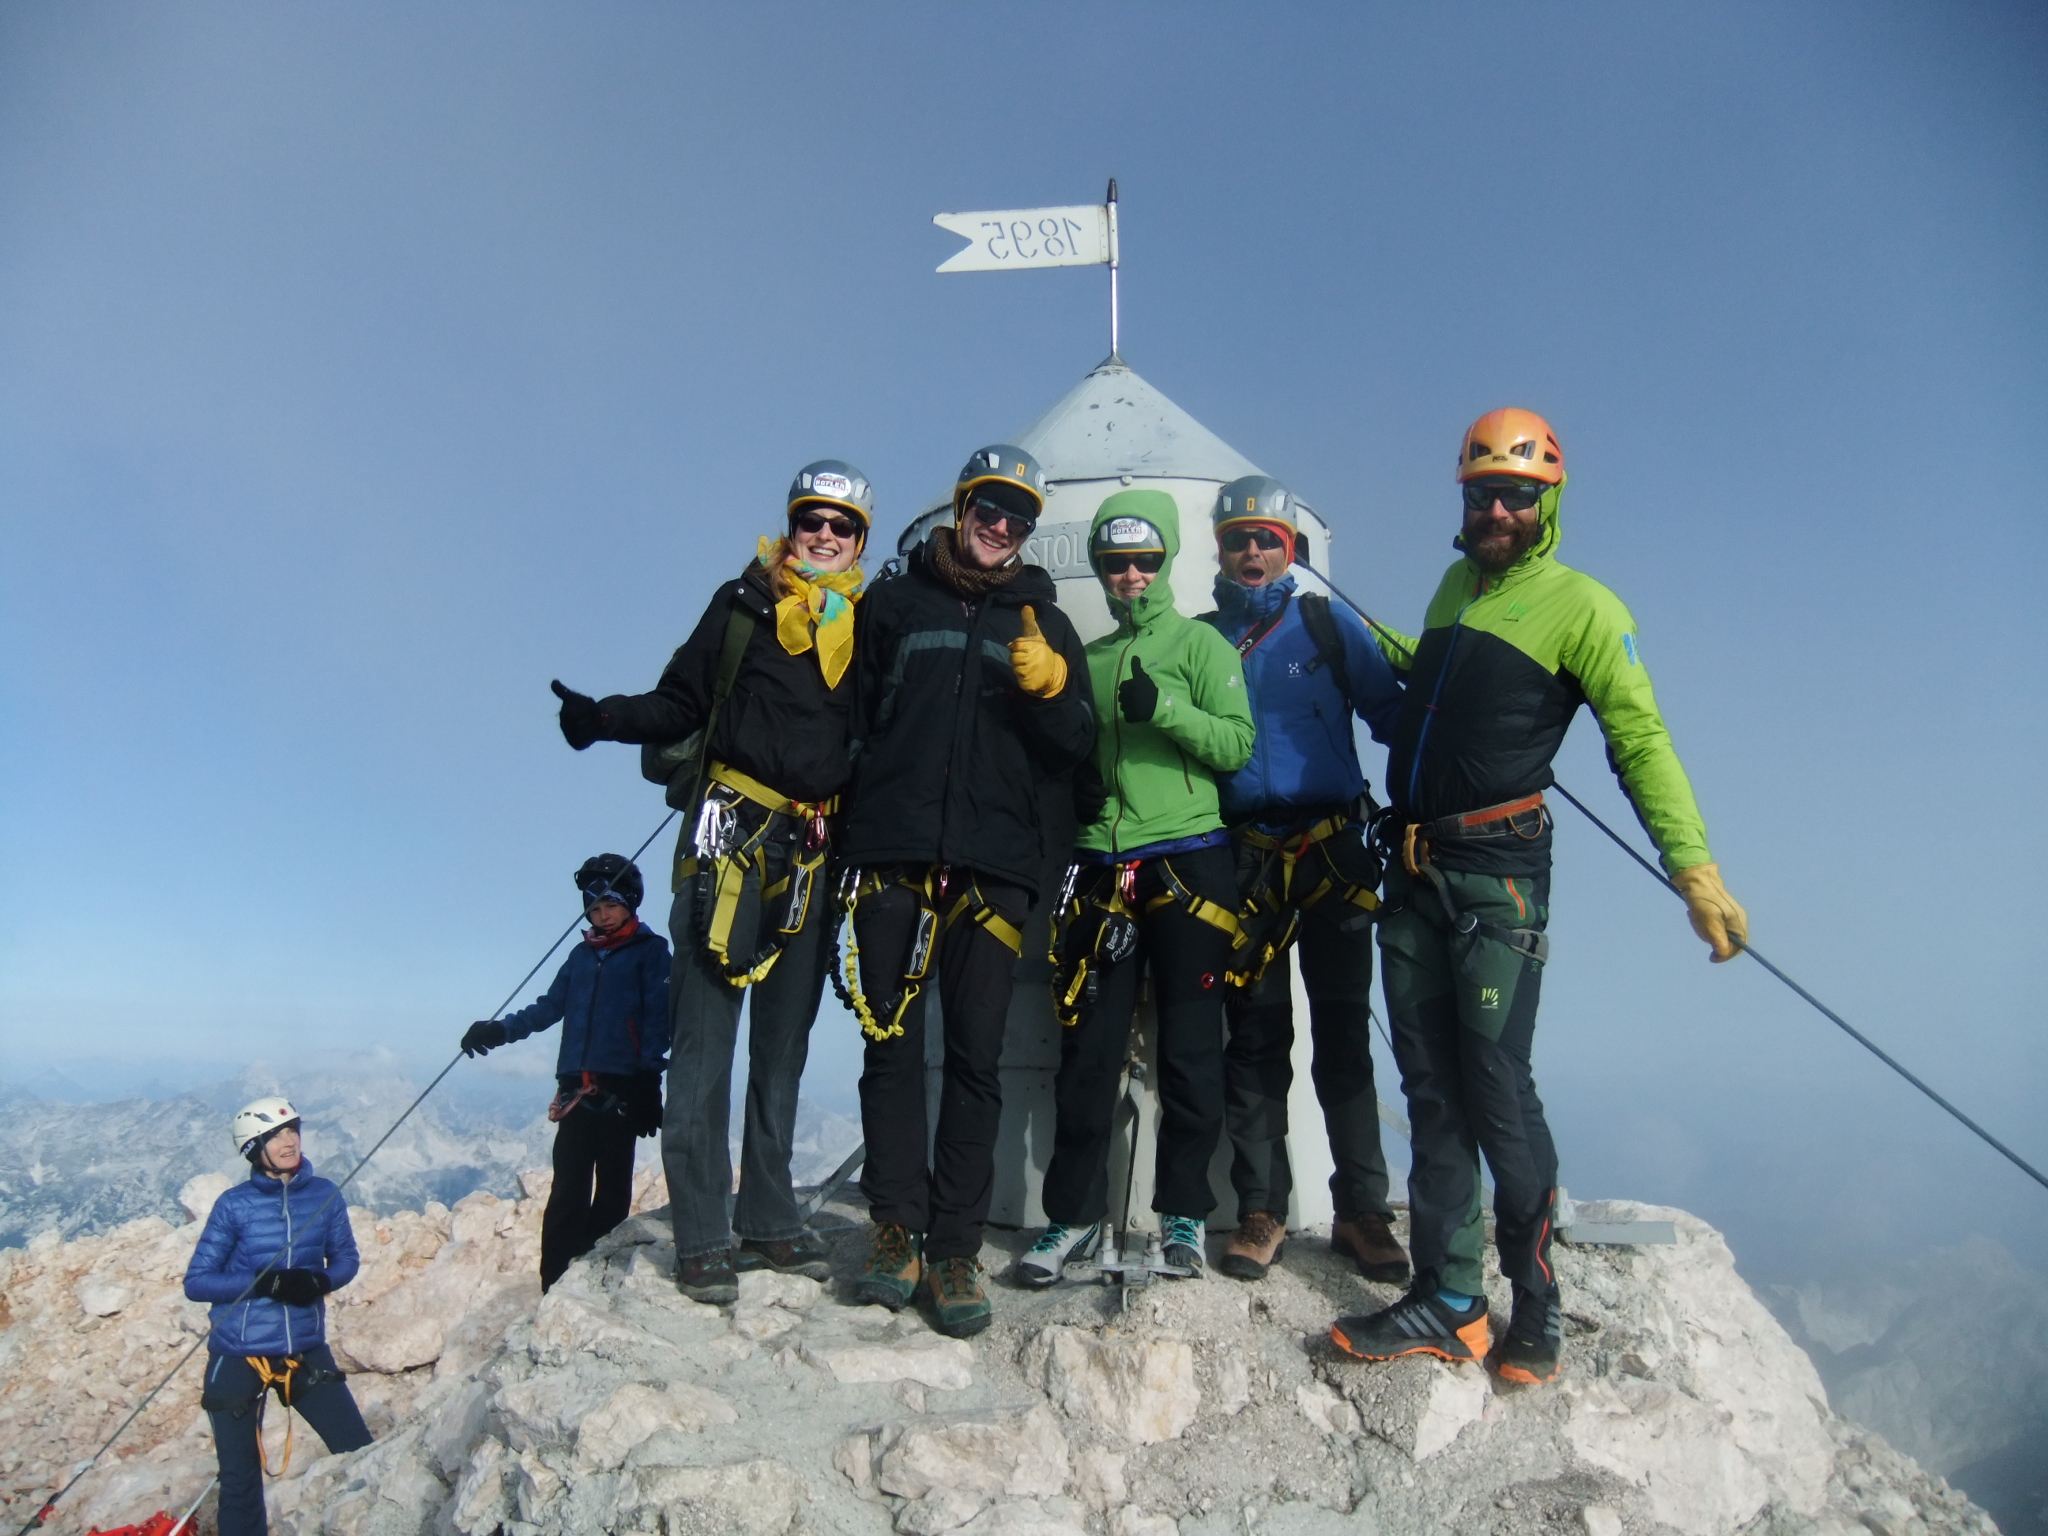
[924,1255,993,1338]
[852,1221,923,1310]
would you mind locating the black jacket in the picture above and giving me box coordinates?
[596,563,853,803]
[840,539,1094,897]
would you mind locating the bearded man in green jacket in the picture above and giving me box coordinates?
[1331,408,1749,1385]
[1019,489,1255,1285]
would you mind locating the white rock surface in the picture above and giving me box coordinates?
[0,1187,2005,1536]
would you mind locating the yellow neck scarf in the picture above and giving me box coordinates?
[759,536,864,688]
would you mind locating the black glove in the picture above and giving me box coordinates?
[1118,657,1159,723]
[551,680,606,751]
[461,1020,508,1058]
[627,1071,664,1138]
[1072,759,1109,828]
[270,1269,332,1307]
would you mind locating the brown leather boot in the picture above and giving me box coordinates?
[1219,1210,1287,1281]
[1333,1211,1412,1284]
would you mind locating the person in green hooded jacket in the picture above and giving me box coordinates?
[1019,489,1255,1286]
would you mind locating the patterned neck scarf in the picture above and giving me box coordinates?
[929,524,1022,599]
[759,536,864,688]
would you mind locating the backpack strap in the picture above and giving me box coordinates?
[1297,593,1352,701]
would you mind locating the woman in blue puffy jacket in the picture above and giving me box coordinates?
[184,1094,372,1536]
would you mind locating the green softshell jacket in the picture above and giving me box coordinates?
[1078,490,1254,855]
[1382,479,1713,877]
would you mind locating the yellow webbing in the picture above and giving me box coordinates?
[248,1355,301,1477]
[945,890,1023,955]
[708,760,840,818]
[842,870,933,1043]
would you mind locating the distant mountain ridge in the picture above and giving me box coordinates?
[0,1063,861,1250]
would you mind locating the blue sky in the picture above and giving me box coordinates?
[2,2,2043,1285]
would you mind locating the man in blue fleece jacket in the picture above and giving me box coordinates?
[1201,476,1413,1285]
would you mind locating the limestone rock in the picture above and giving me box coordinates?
[832,1431,874,1491]
[75,1278,130,1317]
[573,1380,738,1471]
[802,1334,976,1390]
[177,1173,232,1223]
[956,1501,1091,1536]
[617,1457,802,1536]
[897,1485,990,1534]
[736,1269,823,1310]
[1021,1326,1199,1444]
[1072,1446,1127,1512]
[1563,1374,1769,1535]
[1337,1353,1489,1460]
[1294,1379,1359,1437]
[877,1404,1071,1500]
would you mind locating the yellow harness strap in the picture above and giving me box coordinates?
[708,760,840,818]
[1141,858,1242,938]
[842,869,938,1043]
[248,1354,302,1477]
[944,888,1024,955]
[692,764,840,988]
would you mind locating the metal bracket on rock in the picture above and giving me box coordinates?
[1553,1187,1676,1247]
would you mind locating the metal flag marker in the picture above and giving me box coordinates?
[933,178,1123,356]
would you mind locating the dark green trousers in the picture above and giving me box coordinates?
[1377,863,1558,1297]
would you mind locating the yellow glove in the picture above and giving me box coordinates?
[1670,862,1748,963]
[1008,605,1068,699]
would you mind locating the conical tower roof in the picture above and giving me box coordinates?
[1012,355,1265,484]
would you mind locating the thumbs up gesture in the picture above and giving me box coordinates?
[1119,656,1160,722]
[1008,605,1069,699]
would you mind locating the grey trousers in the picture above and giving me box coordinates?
[663,878,833,1261]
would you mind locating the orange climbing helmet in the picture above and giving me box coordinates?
[1456,408,1564,485]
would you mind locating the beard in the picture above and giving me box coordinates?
[1462,514,1543,573]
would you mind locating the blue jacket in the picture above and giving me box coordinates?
[184,1159,360,1356]
[502,922,671,1078]
[1207,574,1405,828]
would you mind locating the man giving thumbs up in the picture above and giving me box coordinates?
[839,443,1093,1339]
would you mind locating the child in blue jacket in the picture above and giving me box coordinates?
[184,1095,372,1536]
[460,853,671,1288]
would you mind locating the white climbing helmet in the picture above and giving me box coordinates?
[230,1095,301,1157]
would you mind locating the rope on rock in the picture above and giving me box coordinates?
[17,810,678,1535]
[1298,559,2048,1197]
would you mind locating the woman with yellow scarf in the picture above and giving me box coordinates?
[548,460,869,1302]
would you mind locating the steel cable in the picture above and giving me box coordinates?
[17,809,677,1534]
[1298,559,2047,1196]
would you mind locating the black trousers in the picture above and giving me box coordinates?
[1043,847,1236,1226]
[204,1344,371,1536]
[1223,829,1394,1223]
[857,871,1028,1262]
[540,1097,638,1289]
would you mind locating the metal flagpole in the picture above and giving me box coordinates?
[1106,178,1120,359]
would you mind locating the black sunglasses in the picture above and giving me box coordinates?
[1220,526,1289,553]
[1096,551,1165,576]
[1462,480,1547,514]
[967,498,1034,540]
[793,508,861,539]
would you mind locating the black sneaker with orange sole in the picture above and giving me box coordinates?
[1331,1284,1490,1364]
[1490,1282,1562,1384]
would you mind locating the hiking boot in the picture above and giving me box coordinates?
[1160,1215,1206,1278]
[1333,1211,1412,1285]
[1491,1282,1562,1384]
[924,1255,993,1338]
[675,1249,739,1305]
[734,1234,832,1281]
[1220,1210,1287,1281]
[1331,1284,1491,1364]
[1016,1222,1101,1289]
[851,1222,923,1311]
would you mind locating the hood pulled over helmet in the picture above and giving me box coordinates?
[575,853,644,912]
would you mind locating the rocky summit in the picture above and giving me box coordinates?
[0,1173,2000,1536]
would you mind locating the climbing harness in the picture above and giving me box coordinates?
[1296,556,2048,1196]
[20,807,684,1536]
[678,761,837,987]
[1049,857,1238,1026]
[1395,792,1552,973]
[1226,812,1384,990]
[838,865,1023,1042]
[247,1356,300,1477]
